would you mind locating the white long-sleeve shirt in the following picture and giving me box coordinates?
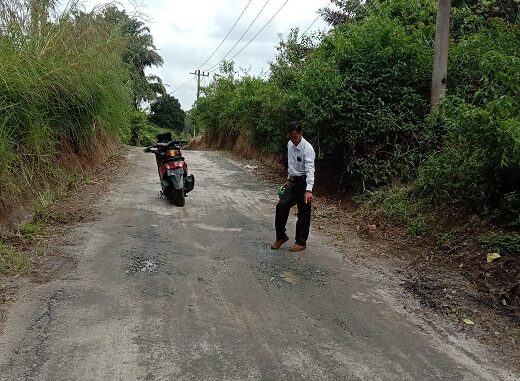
[287,137,315,192]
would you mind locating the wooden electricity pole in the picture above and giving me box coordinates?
[431,0,452,111]
[189,70,210,137]
[189,69,210,100]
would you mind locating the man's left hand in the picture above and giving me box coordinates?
[304,191,313,204]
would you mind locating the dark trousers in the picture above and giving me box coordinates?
[275,180,311,246]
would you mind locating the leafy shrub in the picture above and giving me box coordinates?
[417,98,520,202]
[416,18,520,226]
[191,69,298,155]
[295,10,435,190]
[192,5,439,190]
[491,192,520,229]
[406,215,427,238]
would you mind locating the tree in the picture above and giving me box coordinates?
[455,0,520,22]
[318,0,374,26]
[269,28,318,89]
[99,6,166,108]
[149,94,185,132]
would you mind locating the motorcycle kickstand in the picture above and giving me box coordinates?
[159,191,164,199]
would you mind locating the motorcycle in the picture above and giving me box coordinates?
[144,132,195,206]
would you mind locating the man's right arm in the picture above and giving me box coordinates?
[285,142,291,186]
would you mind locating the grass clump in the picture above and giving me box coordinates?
[18,222,41,239]
[436,229,463,249]
[34,191,54,222]
[52,212,72,224]
[0,241,31,275]
[480,232,520,256]
[359,185,427,237]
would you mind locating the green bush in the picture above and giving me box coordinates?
[295,9,435,190]
[191,70,298,154]
[192,4,438,188]
[416,18,520,226]
[130,110,188,147]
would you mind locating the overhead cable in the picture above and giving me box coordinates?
[225,0,290,65]
[196,0,254,70]
[172,76,197,94]
[204,0,272,72]
[301,0,331,37]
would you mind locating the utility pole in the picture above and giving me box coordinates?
[189,70,210,137]
[190,69,210,100]
[431,0,452,111]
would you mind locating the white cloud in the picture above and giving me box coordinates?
[81,0,331,109]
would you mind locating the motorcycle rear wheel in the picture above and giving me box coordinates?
[175,189,185,207]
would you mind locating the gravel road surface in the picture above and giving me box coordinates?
[0,149,515,380]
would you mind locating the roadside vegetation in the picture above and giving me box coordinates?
[0,240,31,275]
[190,0,519,231]
[190,0,520,307]
[0,1,188,272]
[0,1,186,221]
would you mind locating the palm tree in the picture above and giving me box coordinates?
[101,6,166,108]
[0,0,59,36]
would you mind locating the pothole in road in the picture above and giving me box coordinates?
[258,258,335,288]
[280,271,300,284]
[126,255,161,275]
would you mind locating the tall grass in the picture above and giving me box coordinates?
[0,1,132,213]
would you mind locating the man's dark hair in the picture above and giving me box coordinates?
[287,121,302,133]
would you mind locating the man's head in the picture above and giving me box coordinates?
[287,121,303,146]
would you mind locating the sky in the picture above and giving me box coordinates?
[80,0,331,110]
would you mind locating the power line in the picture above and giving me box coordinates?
[301,1,331,37]
[225,0,290,65]
[196,0,254,71]
[172,76,197,94]
[301,15,320,36]
[204,0,272,72]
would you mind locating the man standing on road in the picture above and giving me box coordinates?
[271,121,316,252]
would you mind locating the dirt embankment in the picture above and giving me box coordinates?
[0,141,129,331]
[187,132,520,369]
[0,135,121,234]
